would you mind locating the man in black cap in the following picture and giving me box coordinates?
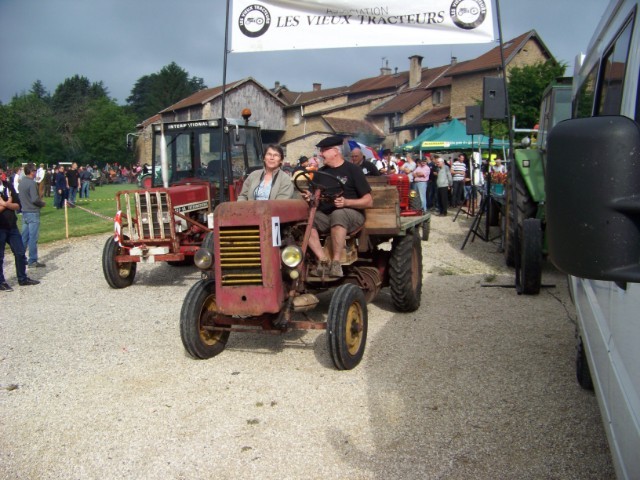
[305,136,373,277]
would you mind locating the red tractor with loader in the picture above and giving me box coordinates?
[179,171,430,370]
[102,113,264,288]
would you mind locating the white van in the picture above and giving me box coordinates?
[545,1,640,478]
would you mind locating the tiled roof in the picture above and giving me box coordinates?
[279,86,350,106]
[348,72,409,94]
[323,117,385,137]
[138,113,161,128]
[368,90,432,116]
[414,64,453,89]
[159,78,286,113]
[446,30,552,77]
[407,106,451,126]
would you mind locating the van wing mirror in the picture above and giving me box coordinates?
[546,116,640,282]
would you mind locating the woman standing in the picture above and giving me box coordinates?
[413,158,430,211]
[238,144,294,201]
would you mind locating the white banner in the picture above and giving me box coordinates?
[231,0,494,53]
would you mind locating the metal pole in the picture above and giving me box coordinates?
[218,0,231,206]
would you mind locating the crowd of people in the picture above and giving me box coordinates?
[285,145,507,218]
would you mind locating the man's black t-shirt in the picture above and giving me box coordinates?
[66,169,80,188]
[316,160,371,214]
[360,160,381,176]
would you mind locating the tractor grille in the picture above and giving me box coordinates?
[138,192,172,239]
[219,226,263,286]
[121,191,172,240]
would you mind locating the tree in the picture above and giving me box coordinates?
[127,62,206,122]
[0,91,62,166]
[51,75,110,158]
[508,60,566,129]
[76,97,137,166]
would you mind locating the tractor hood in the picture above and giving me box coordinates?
[215,199,309,227]
[162,183,210,210]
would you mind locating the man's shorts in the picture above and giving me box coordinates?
[314,208,365,234]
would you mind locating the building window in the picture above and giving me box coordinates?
[432,90,443,106]
[292,111,301,126]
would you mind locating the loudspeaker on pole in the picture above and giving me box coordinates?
[482,77,506,120]
[465,105,483,135]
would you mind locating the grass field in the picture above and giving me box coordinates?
[37,184,139,244]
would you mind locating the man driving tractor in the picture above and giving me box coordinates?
[304,136,373,278]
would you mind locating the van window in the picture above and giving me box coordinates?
[597,17,634,115]
[574,65,598,118]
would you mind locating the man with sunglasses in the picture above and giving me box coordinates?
[304,136,373,278]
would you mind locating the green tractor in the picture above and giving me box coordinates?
[503,78,572,294]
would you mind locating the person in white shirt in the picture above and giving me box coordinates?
[35,164,46,198]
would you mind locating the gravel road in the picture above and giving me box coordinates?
[1,213,615,479]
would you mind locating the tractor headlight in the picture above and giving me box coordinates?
[281,245,303,268]
[409,189,418,198]
[194,248,213,270]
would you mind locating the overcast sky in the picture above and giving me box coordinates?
[0,0,607,105]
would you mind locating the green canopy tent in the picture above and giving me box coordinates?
[400,123,448,152]
[419,119,508,151]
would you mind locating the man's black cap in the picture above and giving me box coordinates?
[316,135,344,149]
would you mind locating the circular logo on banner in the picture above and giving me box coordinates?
[238,4,271,38]
[450,0,487,30]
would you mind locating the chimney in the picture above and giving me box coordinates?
[313,83,322,91]
[409,55,423,88]
[380,58,391,76]
[451,56,458,65]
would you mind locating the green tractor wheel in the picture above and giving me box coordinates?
[504,169,538,267]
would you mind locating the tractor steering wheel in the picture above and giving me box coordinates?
[294,170,344,202]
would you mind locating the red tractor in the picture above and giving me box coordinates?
[102,114,264,288]
[179,171,430,370]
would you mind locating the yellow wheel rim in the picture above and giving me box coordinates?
[200,295,224,345]
[345,302,364,355]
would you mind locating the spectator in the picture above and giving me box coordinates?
[0,165,40,290]
[426,155,438,210]
[349,148,380,176]
[54,165,68,209]
[451,154,467,207]
[435,155,452,216]
[18,163,46,268]
[413,158,430,211]
[66,162,80,204]
[12,166,24,194]
[402,153,417,186]
[375,149,392,174]
[35,163,46,198]
[43,167,53,198]
[79,166,92,199]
